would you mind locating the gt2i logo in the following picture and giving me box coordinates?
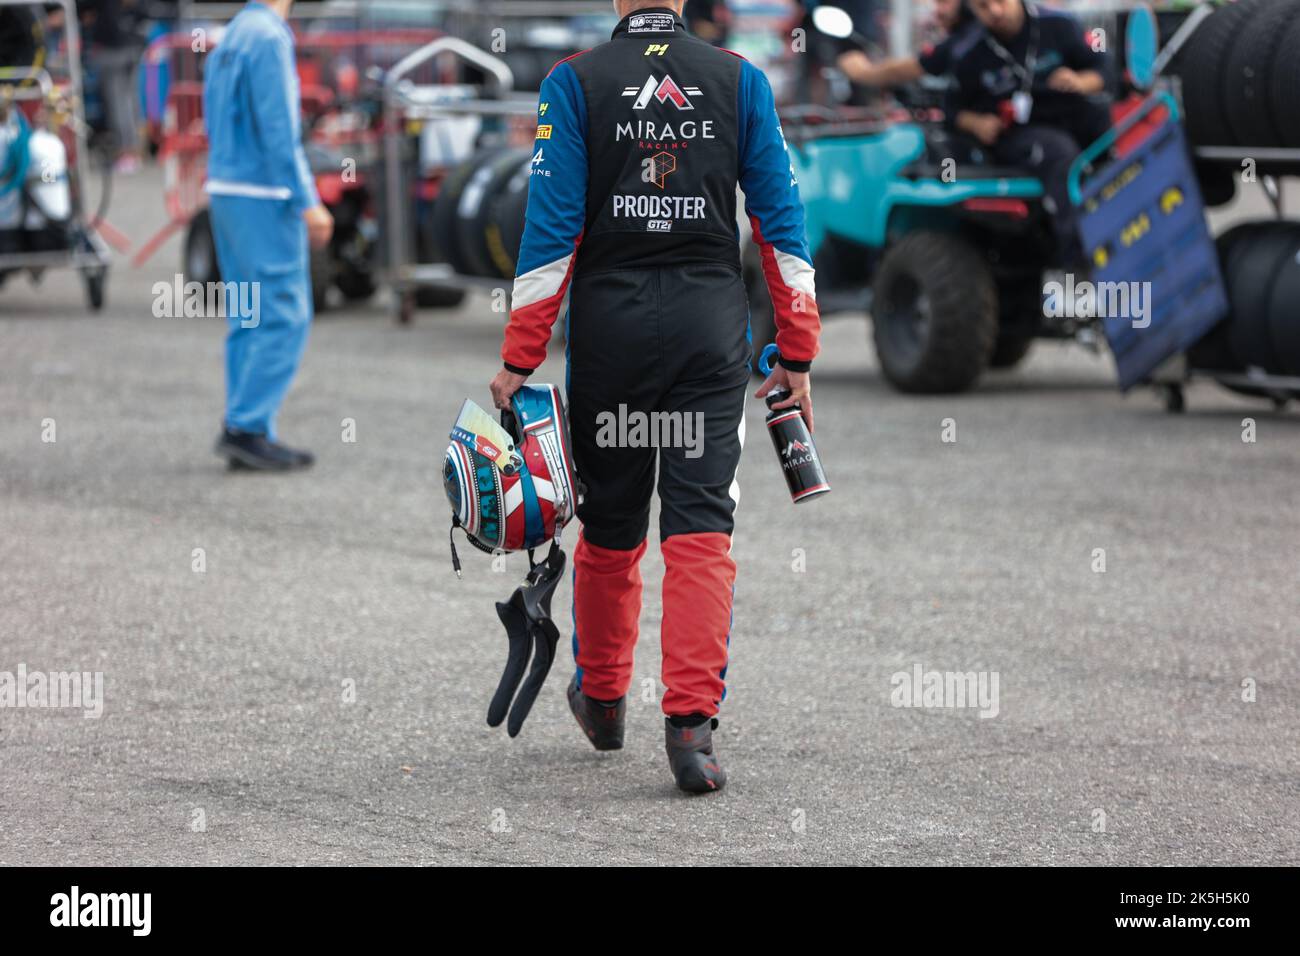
[538,102,549,117]
[644,43,669,56]
[641,150,676,188]
[623,74,702,110]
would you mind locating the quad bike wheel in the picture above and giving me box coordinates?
[871,231,998,393]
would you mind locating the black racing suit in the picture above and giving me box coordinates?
[499,8,821,717]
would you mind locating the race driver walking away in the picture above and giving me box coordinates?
[205,0,333,471]
[489,1,821,793]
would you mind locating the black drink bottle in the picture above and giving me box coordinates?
[759,344,829,503]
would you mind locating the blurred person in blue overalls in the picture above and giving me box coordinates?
[204,0,332,471]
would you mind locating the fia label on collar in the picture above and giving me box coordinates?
[628,12,675,33]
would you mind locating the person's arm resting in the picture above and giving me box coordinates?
[838,51,925,88]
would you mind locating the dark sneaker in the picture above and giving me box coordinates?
[567,674,625,751]
[665,716,726,794]
[215,427,314,471]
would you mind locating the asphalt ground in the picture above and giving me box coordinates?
[1,167,1297,865]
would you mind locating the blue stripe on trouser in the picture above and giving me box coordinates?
[209,194,313,440]
[565,308,582,690]
[720,583,733,703]
[570,563,583,690]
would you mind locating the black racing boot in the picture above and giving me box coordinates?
[216,427,314,471]
[665,715,726,794]
[567,674,625,751]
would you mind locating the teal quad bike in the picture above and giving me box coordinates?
[744,112,1058,394]
[744,3,1239,397]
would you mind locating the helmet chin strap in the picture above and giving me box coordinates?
[449,520,465,580]
[448,518,463,579]
[448,514,498,578]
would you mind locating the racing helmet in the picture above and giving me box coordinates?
[443,384,580,556]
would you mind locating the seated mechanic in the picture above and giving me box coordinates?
[950,0,1110,264]
[837,0,980,89]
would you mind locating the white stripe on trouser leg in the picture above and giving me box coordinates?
[726,414,745,556]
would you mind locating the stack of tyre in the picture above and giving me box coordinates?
[1171,0,1300,149]
[1168,0,1300,207]
[1190,222,1300,381]
[423,146,532,283]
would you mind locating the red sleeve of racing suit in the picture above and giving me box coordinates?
[501,58,589,375]
[737,58,820,372]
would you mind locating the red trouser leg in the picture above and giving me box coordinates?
[661,532,736,717]
[572,530,647,701]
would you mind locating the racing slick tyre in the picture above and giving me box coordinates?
[1176,0,1266,149]
[1189,222,1269,373]
[1269,13,1300,148]
[183,209,220,285]
[428,147,499,275]
[1224,0,1296,148]
[1217,221,1278,282]
[1222,222,1295,374]
[1263,229,1300,376]
[486,155,532,280]
[415,284,468,309]
[336,266,377,302]
[457,148,531,280]
[871,232,997,393]
[742,239,778,377]
[1186,320,1238,373]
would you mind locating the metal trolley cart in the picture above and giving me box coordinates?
[1068,2,1300,413]
[380,36,539,324]
[1148,138,1300,413]
[135,5,541,321]
[131,12,447,282]
[0,0,110,311]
